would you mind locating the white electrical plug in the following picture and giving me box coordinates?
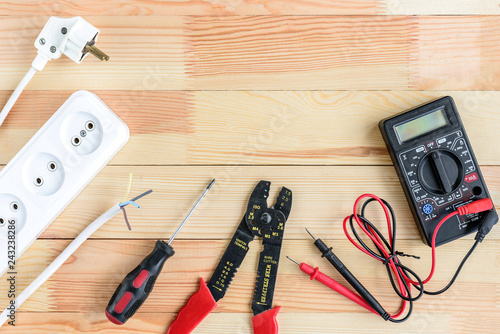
[33,16,108,70]
[0,16,109,127]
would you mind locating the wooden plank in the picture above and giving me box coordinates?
[0,16,499,91]
[0,16,187,90]
[5,312,496,334]
[385,1,500,15]
[412,16,500,90]
[5,165,492,240]
[0,1,499,16]
[187,15,500,90]
[1,90,500,166]
[0,239,498,315]
[186,15,411,90]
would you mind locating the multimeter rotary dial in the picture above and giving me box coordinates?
[418,149,464,195]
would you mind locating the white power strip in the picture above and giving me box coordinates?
[0,90,129,275]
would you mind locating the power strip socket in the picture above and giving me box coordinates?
[0,90,129,275]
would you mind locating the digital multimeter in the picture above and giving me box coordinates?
[379,96,494,247]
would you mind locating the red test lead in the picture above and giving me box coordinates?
[292,195,497,324]
[286,257,378,316]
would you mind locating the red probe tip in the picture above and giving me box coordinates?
[286,256,300,266]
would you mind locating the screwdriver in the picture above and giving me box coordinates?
[286,256,378,315]
[105,179,215,325]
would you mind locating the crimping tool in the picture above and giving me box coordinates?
[166,180,293,334]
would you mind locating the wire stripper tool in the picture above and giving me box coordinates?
[166,180,292,334]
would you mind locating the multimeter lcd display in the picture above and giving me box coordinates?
[394,107,448,143]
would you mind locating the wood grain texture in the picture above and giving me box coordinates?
[4,312,496,334]
[0,165,492,240]
[0,4,499,334]
[0,239,498,314]
[2,91,500,165]
[0,1,499,16]
[0,16,499,90]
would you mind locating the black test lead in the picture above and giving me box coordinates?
[305,228,390,320]
[106,179,216,325]
[295,195,496,323]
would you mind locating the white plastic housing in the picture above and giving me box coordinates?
[0,91,129,275]
[34,16,100,68]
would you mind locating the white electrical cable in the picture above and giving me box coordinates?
[0,203,121,326]
[0,66,38,127]
[0,16,109,129]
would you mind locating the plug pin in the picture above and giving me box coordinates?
[84,44,109,61]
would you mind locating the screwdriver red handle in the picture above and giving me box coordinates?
[106,240,175,325]
[298,262,378,316]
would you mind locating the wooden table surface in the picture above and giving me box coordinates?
[1,1,499,333]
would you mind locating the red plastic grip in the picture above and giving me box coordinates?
[133,269,150,288]
[166,277,217,334]
[252,306,280,334]
[105,310,124,325]
[457,198,493,216]
[114,291,132,314]
[299,263,378,316]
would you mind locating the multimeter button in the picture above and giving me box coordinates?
[453,189,463,200]
[464,173,478,183]
[422,204,433,215]
[415,146,426,154]
[419,200,438,221]
[436,137,447,146]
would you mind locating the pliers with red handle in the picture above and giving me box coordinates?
[166,180,292,334]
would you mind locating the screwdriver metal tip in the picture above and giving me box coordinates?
[286,256,300,266]
[305,228,317,241]
[167,179,215,245]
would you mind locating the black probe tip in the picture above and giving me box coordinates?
[305,228,317,241]
[207,179,216,189]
